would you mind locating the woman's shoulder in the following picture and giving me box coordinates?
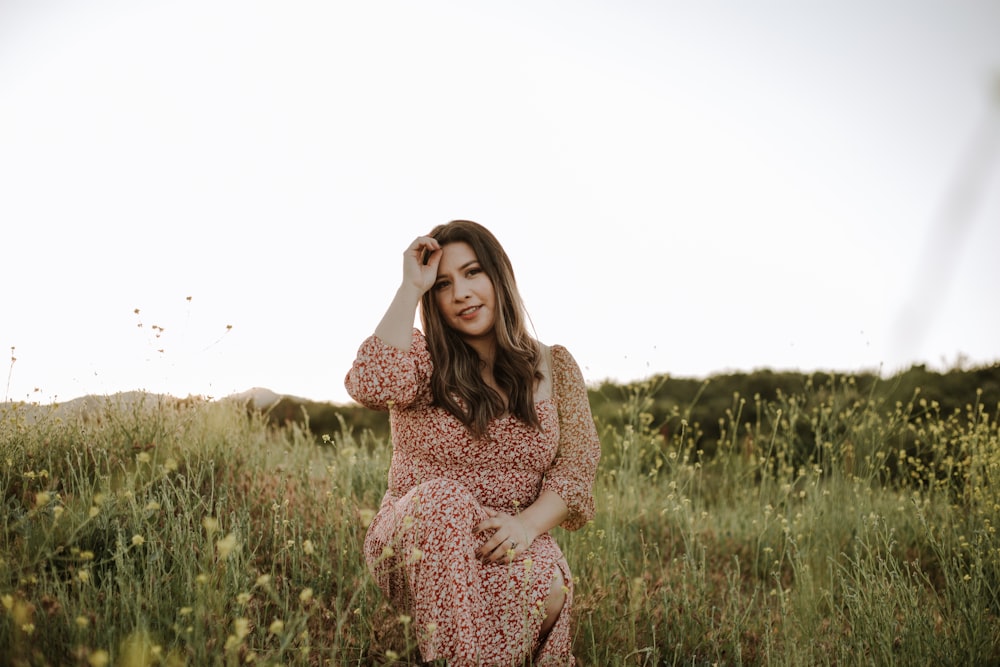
[538,342,587,396]
[544,343,581,370]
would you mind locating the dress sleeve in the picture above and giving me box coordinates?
[344,329,433,411]
[543,345,601,531]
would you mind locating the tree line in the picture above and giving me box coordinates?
[261,362,1000,460]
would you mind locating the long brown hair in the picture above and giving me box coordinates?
[419,220,542,439]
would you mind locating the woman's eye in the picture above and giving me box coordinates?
[467,268,481,277]
[433,281,449,291]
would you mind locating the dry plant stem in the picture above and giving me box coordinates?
[4,346,14,403]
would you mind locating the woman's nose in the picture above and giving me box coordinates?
[453,278,471,300]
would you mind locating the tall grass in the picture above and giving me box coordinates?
[2,376,998,665]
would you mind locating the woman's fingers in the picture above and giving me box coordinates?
[410,235,439,248]
[401,236,442,291]
[474,513,525,563]
[474,515,504,561]
[407,236,441,260]
[479,535,517,563]
[472,511,505,539]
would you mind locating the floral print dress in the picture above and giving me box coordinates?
[345,329,601,666]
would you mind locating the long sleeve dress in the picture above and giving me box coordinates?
[345,329,601,666]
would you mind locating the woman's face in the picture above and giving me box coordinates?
[432,241,497,343]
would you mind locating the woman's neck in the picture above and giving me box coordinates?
[463,334,497,368]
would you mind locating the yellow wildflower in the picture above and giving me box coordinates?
[216,533,237,559]
[88,650,110,667]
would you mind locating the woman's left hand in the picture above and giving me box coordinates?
[474,510,533,563]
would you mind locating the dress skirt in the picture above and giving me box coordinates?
[365,478,575,666]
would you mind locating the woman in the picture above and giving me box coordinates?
[345,220,600,665]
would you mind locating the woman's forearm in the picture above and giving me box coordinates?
[373,284,423,351]
[475,490,569,562]
[518,490,569,543]
[373,236,442,351]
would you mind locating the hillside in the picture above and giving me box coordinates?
[4,362,997,448]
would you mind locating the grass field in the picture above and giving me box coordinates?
[2,375,998,665]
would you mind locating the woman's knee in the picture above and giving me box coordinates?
[398,478,484,540]
[412,478,475,506]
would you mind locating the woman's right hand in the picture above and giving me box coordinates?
[402,236,443,295]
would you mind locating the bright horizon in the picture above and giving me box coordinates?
[2,1,999,406]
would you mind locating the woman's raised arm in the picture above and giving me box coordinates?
[373,236,442,350]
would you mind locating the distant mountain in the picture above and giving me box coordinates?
[1,390,181,424]
[225,387,284,409]
[0,387,323,424]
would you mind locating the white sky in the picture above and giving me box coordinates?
[2,0,999,405]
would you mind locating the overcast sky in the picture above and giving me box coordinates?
[2,0,999,405]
